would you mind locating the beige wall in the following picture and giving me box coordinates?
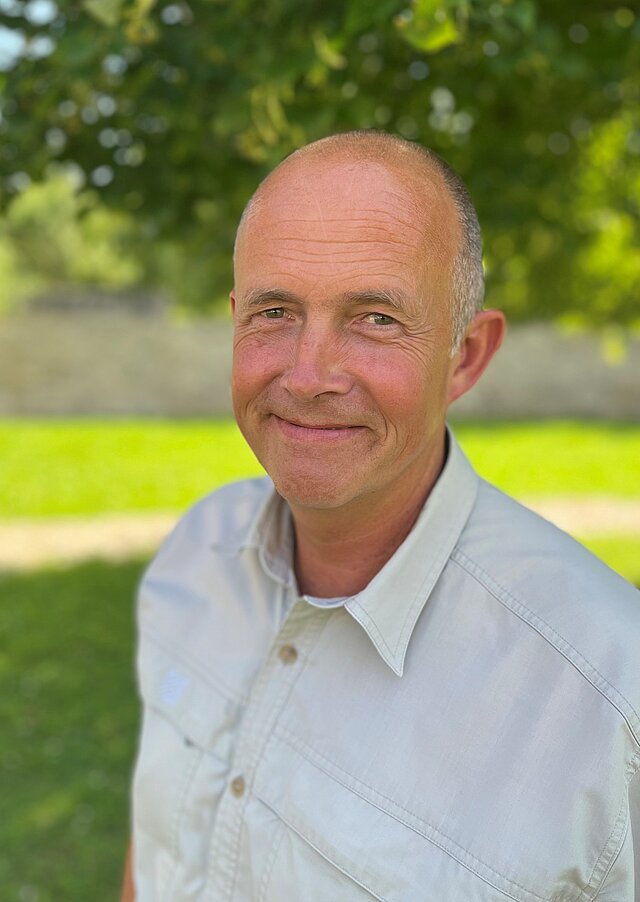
[1,313,638,419]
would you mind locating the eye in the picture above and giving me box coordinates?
[261,307,285,319]
[365,312,396,326]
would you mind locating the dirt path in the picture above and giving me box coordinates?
[1,496,638,572]
[0,512,178,571]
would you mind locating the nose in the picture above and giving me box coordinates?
[280,323,352,401]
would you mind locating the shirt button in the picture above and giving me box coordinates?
[230,776,245,797]
[278,644,298,665]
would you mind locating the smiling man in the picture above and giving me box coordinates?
[125,132,640,901]
[230,137,501,598]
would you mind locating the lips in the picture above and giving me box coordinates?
[273,414,358,430]
[284,419,354,430]
[272,415,364,439]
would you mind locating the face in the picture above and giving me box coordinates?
[231,156,461,515]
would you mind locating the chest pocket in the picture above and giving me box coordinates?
[133,638,242,892]
[252,736,537,902]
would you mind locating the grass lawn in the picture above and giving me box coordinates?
[1,418,639,517]
[0,559,143,902]
[579,535,640,586]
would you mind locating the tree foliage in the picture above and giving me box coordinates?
[0,173,143,311]
[0,0,638,325]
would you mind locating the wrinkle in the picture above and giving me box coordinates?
[268,256,420,270]
[271,217,424,238]
[275,209,422,224]
[267,237,418,251]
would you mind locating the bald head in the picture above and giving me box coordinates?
[235,131,485,351]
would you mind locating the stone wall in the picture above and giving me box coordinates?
[0,313,233,416]
[1,313,638,419]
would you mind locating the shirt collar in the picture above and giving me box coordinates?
[237,427,479,676]
[241,479,296,587]
[344,430,479,675]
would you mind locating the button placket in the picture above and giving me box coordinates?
[204,596,325,901]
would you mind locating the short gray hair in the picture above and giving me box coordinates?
[236,131,485,353]
[419,145,485,353]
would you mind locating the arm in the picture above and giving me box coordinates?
[120,840,134,902]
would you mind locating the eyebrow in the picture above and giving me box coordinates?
[340,289,406,311]
[243,288,300,308]
[242,287,407,311]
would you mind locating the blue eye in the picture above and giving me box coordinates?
[366,312,396,326]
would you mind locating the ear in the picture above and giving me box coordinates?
[229,290,236,315]
[447,309,506,405]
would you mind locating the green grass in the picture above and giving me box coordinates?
[455,420,640,498]
[0,559,143,902]
[581,535,640,587]
[1,419,639,517]
[0,419,262,517]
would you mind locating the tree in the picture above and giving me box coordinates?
[1,0,638,325]
[0,172,144,311]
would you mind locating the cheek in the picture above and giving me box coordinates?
[358,352,425,413]
[232,335,285,403]
[355,349,448,432]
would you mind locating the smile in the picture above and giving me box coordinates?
[272,416,364,441]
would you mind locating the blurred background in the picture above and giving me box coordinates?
[1,0,639,898]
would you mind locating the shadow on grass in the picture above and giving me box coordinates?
[0,558,147,902]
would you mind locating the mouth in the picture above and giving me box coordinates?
[272,415,364,440]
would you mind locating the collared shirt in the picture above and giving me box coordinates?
[132,432,640,901]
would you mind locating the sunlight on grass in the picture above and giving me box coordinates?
[580,535,640,587]
[454,420,640,497]
[0,419,263,516]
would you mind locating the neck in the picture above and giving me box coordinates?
[290,439,446,598]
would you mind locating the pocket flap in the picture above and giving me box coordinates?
[253,736,530,902]
[138,636,236,756]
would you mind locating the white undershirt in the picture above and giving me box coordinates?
[304,595,348,609]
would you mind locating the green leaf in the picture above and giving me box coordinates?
[396,0,462,54]
[131,0,157,16]
[312,30,347,70]
[507,0,537,35]
[82,0,124,27]
[342,0,405,37]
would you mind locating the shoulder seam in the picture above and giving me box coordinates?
[451,547,640,749]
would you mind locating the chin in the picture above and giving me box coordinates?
[270,469,359,511]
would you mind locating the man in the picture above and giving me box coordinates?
[124,131,640,900]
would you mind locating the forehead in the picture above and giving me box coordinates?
[234,158,458,301]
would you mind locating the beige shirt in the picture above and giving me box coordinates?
[132,432,640,901]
